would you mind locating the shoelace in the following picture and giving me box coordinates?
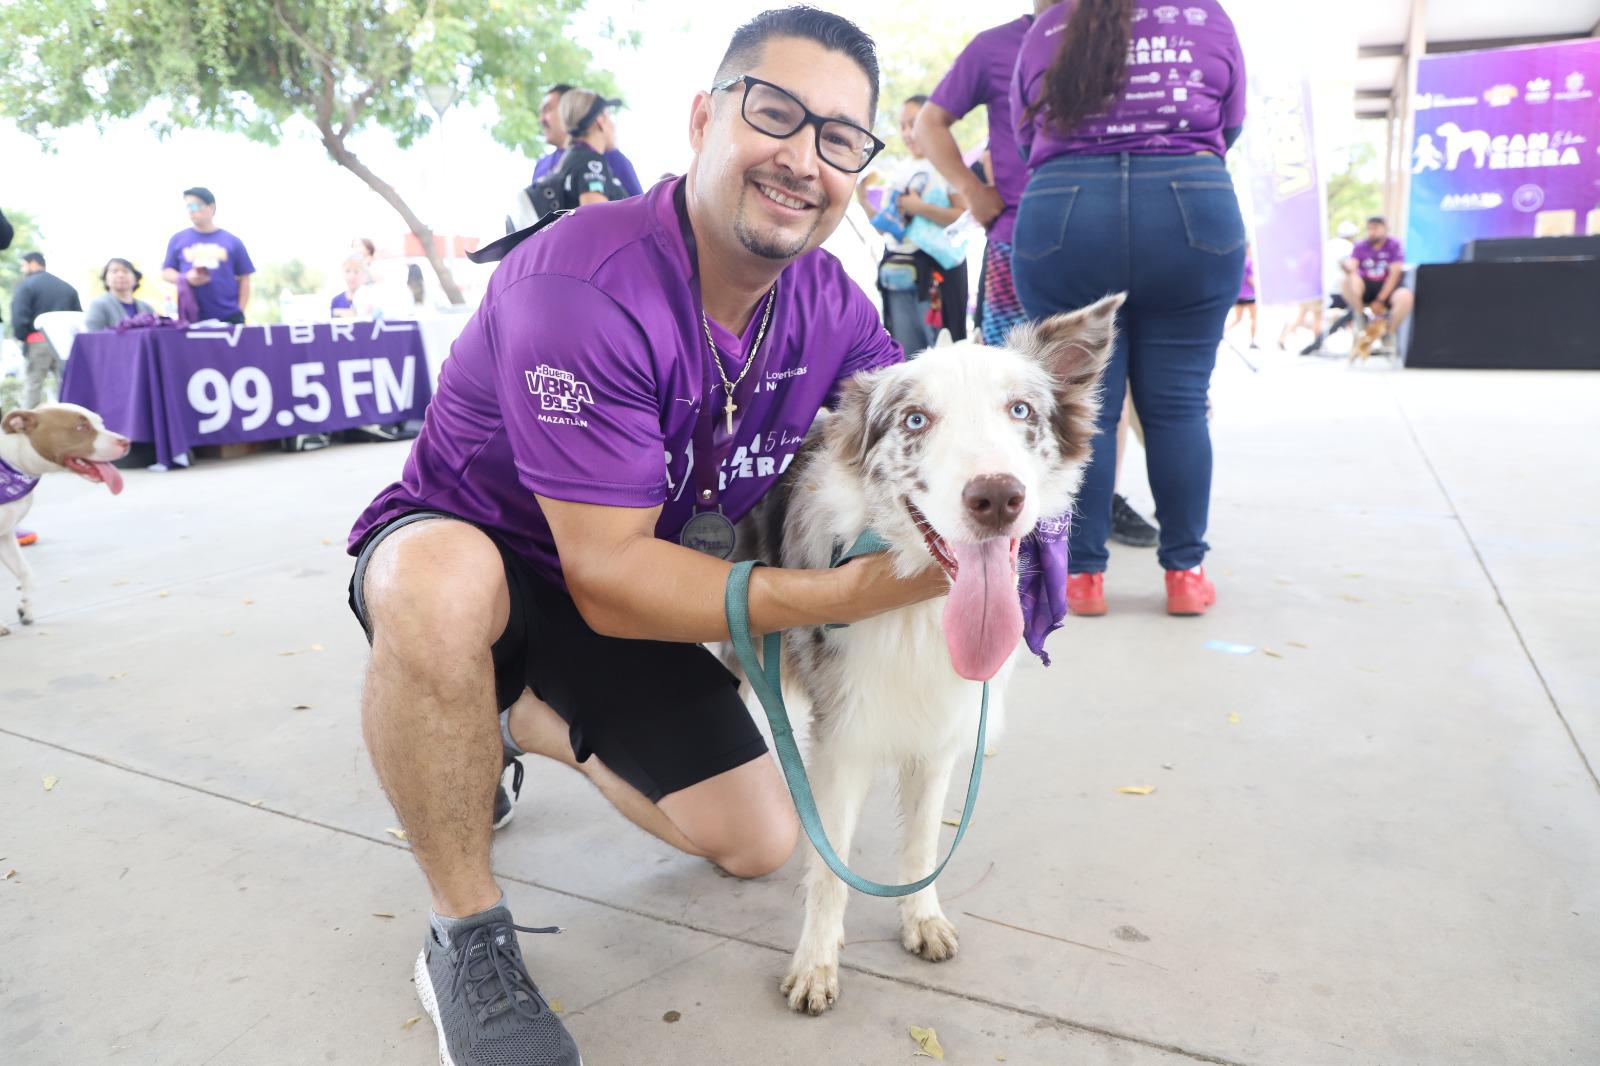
[507,756,525,803]
[450,920,562,1026]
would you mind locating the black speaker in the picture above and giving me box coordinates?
[1408,260,1600,370]
[1461,235,1600,262]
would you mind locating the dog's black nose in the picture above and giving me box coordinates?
[962,474,1026,531]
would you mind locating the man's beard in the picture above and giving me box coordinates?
[732,180,824,261]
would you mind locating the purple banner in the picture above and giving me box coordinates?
[1408,40,1600,264]
[1241,68,1326,304]
[63,321,431,466]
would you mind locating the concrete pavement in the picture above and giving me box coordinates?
[2,350,1597,1065]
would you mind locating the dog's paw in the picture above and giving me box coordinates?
[901,914,959,962]
[18,603,34,625]
[0,623,9,637]
[780,960,840,1015]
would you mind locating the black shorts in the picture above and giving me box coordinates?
[348,510,769,802]
[1360,279,1401,305]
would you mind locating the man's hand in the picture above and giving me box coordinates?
[185,266,211,287]
[964,183,1005,228]
[833,552,949,620]
[898,190,926,218]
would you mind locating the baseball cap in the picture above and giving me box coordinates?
[1336,221,1358,238]
[183,186,216,205]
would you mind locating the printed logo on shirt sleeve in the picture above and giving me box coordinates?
[526,364,594,427]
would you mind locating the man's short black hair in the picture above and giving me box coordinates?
[545,83,574,97]
[1367,215,1386,226]
[184,186,216,205]
[905,94,929,107]
[715,6,879,116]
[21,251,44,268]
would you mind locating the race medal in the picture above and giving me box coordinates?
[680,509,737,559]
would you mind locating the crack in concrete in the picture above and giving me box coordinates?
[1391,389,1600,795]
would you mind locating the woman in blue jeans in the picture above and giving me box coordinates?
[1010,0,1246,616]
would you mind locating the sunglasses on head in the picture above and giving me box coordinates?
[711,75,884,175]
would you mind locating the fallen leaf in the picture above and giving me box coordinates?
[1116,786,1155,796]
[1344,572,1366,579]
[42,776,58,792]
[242,599,255,606]
[996,1057,1008,1063]
[1112,924,1150,943]
[549,999,564,1013]
[1287,640,1308,649]
[400,1015,422,1031]
[158,590,170,598]
[2,869,15,881]
[321,538,333,546]
[1340,593,1364,604]
[908,1025,945,1059]
[221,629,235,637]
[278,650,300,657]
[983,747,997,758]
[1227,712,1241,725]
[293,704,312,711]
[386,827,408,841]
[108,672,128,680]
[1262,648,1283,659]
[249,800,264,808]
[1161,762,1175,770]
[372,912,395,919]
[941,818,961,827]
[662,1010,681,1023]
[310,643,326,652]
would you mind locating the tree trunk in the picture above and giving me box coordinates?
[316,125,466,306]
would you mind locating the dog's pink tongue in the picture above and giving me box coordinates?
[91,461,124,496]
[943,539,1022,681]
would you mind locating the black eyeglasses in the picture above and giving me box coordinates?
[711,75,884,175]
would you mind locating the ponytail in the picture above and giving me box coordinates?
[1026,0,1134,136]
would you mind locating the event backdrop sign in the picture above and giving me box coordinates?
[1407,39,1600,264]
[1241,67,1326,305]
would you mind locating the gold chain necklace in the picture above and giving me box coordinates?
[701,282,777,434]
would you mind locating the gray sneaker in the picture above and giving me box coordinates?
[414,907,581,1065]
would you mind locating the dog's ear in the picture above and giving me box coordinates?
[1005,293,1124,463]
[824,375,874,468]
[2,409,38,435]
[1007,293,1124,392]
[933,328,954,349]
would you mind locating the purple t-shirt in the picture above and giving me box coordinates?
[1012,1,1245,169]
[350,178,902,588]
[928,15,1033,245]
[1355,237,1403,283]
[162,227,255,321]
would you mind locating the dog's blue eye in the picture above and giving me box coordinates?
[904,412,928,431]
[1010,402,1031,420]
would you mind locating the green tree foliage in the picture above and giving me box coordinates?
[247,259,328,325]
[0,0,618,304]
[0,208,45,321]
[1327,139,1384,234]
[864,10,988,164]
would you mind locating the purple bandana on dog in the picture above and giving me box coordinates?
[0,456,40,505]
[1017,511,1070,666]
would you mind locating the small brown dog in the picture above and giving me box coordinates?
[0,403,129,634]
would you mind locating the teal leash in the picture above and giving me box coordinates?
[725,532,988,898]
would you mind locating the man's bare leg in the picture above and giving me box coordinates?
[361,520,511,918]
[505,689,797,878]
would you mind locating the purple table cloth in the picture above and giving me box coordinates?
[63,321,431,467]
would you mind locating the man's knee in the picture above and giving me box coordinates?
[363,520,510,662]
[713,808,799,879]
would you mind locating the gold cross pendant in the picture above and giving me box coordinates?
[724,398,738,434]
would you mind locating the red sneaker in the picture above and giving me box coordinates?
[15,530,38,547]
[1066,572,1107,616]
[1165,567,1216,616]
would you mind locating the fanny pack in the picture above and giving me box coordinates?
[877,253,919,293]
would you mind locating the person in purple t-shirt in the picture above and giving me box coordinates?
[1342,215,1412,350]
[531,82,645,198]
[915,3,1054,347]
[345,10,937,1064]
[1010,0,1246,618]
[160,186,255,324]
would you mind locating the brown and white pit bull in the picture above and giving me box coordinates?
[0,403,129,634]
